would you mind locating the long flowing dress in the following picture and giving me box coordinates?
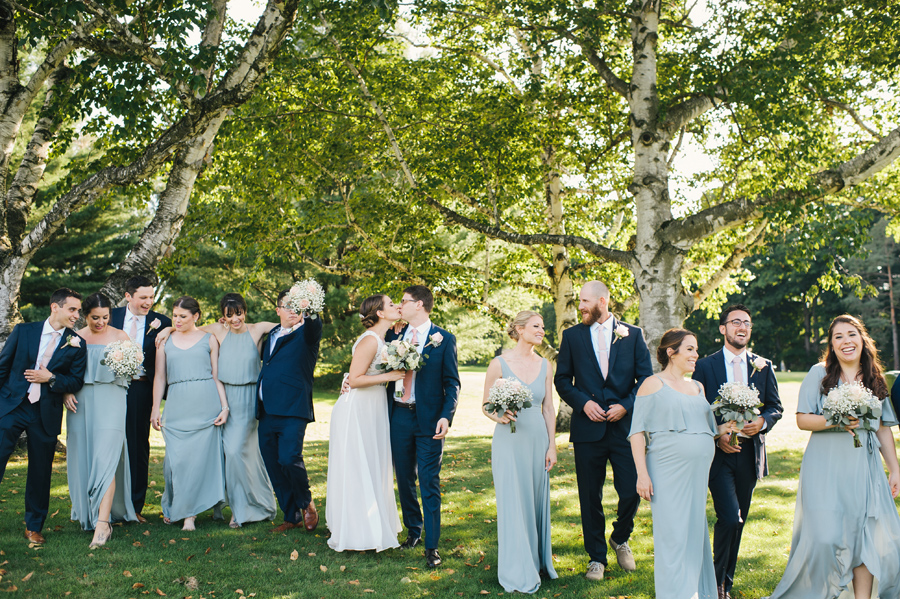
[326,330,401,551]
[160,334,227,522]
[491,357,558,594]
[628,376,718,599]
[67,344,138,530]
[768,363,900,599]
[218,331,276,525]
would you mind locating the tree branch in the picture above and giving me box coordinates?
[693,219,768,305]
[662,124,900,247]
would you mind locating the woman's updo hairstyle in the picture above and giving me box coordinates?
[82,292,112,314]
[173,296,202,319]
[507,310,542,341]
[359,295,387,329]
[220,293,247,317]
[657,328,696,368]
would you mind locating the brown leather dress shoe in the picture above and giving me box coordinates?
[717,585,725,599]
[303,501,319,531]
[24,529,45,544]
[135,513,148,524]
[272,521,301,533]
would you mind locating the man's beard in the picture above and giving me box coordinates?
[581,305,604,326]
[726,331,749,350]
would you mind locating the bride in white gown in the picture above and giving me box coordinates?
[326,294,405,551]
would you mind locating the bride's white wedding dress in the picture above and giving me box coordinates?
[326,330,401,551]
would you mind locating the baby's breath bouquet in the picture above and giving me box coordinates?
[286,278,325,319]
[485,378,533,433]
[100,340,144,383]
[377,340,424,373]
[823,382,882,448]
[712,382,763,446]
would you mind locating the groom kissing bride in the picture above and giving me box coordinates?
[327,285,460,568]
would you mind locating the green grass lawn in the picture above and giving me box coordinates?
[0,391,890,598]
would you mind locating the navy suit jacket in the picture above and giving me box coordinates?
[110,307,171,384]
[386,323,460,435]
[692,349,783,478]
[554,318,653,444]
[0,322,87,436]
[256,317,323,421]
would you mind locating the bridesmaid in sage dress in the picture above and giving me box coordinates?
[64,293,138,548]
[629,328,721,599]
[150,296,229,531]
[482,310,558,594]
[155,293,277,527]
[768,315,900,599]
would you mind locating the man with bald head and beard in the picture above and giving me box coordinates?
[554,281,653,581]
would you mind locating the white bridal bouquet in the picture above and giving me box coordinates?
[484,378,534,433]
[377,340,424,373]
[823,381,882,448]
[286,278,325,319]
[100,340,144,382]
[712,382,763,446]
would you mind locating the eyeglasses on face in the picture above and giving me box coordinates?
[727,319,752,329]
[399,298,418,305]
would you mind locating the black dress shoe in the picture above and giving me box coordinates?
[425,548,442,568]
[400,536,421,549]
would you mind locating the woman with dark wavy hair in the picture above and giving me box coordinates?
[767,314,900,599]
[325,294,405,551]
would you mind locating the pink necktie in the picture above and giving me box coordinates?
[597,326,609,379]
[129,317,139,340]
[28,331,61,403]
[400,328,419,402]
[732,355,745,384]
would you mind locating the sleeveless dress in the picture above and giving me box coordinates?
[768,364,900,599]
[491,357,558,594]
[628,376,718,599]
[326,330,401,551]
[160,333,227,522]
[66,344,138,530]
[218,331,276,525]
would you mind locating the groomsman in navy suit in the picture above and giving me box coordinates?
[0,288,87,544]
[257,290,323,532]
[692,304,782,599]
[387,285,460,568]
[554,280,653,581]
[111,275,171,521]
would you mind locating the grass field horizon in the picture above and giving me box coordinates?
[0,371,896,598]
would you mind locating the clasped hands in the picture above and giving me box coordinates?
[583,400,626,423]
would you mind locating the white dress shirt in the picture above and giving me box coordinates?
[589,316,614,370]
[402,320,432,404]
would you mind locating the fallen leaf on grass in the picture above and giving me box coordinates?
[445,569,455,575]
[133,542,142,547]
[21,572,33,582]
[155,588,166,596]
[2,585,17,592]
[185,577,198,590]
[319,565,327,573]
[349,580,360,585]
[307,552,316,557]
[363,590,375,593]
[50,509,59,518]
[235,589,243,595]
[205,547,211,555]
[290,550,299,561]
[339,566,346,572]
[479,591,489,595]
[123,571,133,577]
[169,540,176,545]
[399,577,411,584]
[132,583,145,589]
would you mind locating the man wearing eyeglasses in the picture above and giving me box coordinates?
[692,304,782,599]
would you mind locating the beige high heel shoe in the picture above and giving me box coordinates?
[89,520,112,548]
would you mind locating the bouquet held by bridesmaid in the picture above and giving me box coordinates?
[822,381,882,448]
[485,378,533,433]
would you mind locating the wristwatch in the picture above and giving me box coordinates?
[48,374,56,387]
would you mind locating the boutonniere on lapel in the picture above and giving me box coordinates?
[750,356,769,375]
[63,335,82,349]
[148,318,162,331]
[612,323,629,344]
[422,332,444,361]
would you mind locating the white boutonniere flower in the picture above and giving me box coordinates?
[149,318,162,330]
[64,335,82,348]
[613,323,629,344]
[751,356,769,375]
[426,332,443,348]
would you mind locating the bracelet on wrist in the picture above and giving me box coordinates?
[221,406,229,411]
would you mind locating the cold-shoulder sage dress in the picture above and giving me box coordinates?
[160,334,227,522]
[491,357,558,594]
[67,344,138,529]
[628,375,718,599]
[218,331,276,525]
[768,363,900,599]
